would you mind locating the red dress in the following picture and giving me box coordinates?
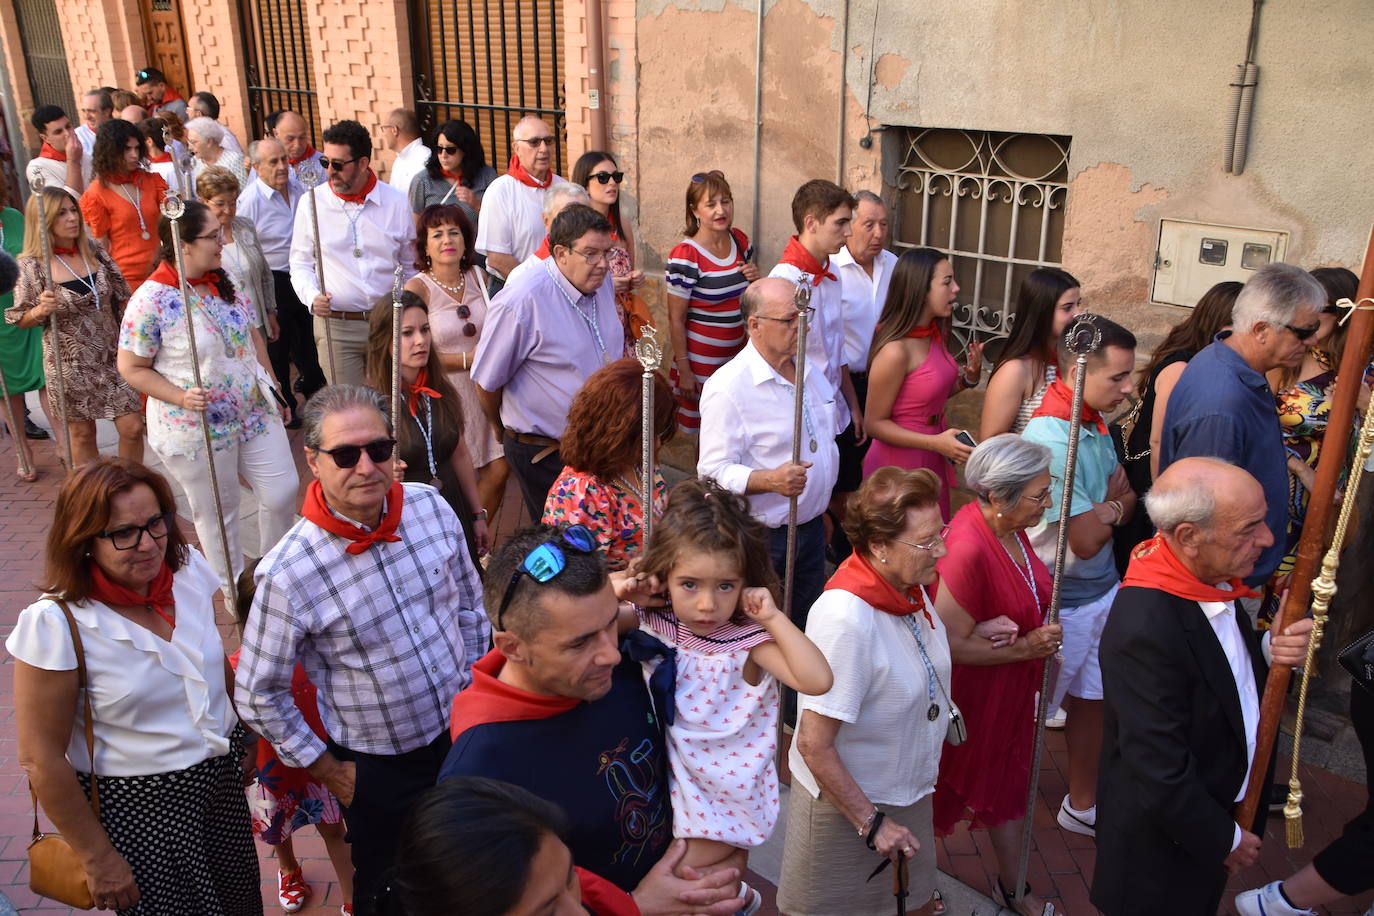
[931,502,1052,834]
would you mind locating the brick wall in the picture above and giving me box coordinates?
[56,0,148,103]
[0,3,37,152]
[180,0,251,148]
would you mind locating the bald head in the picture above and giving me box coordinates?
[272,111,311,161]
[511,116,554,179]
[1147,458,1272,583]
[742,277,804,368]
[119,105,146,124]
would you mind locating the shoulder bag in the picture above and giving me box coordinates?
[1338,629,1374,695]
[27,596,98,909]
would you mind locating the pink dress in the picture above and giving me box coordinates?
[637,608,779,847]
[863,336,958,516]
[418,269,503,468]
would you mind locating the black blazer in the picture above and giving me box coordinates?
[1090,586,1269,916]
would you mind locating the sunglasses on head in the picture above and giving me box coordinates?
[691,169,725,183]
[496,525,597,631]
[315,438,396,468]
[588,170,624,185]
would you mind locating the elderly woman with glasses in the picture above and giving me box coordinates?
[778,466,954,916]
[930,434,1064,915]
[9,457,260,914]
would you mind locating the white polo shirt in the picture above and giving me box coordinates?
[769,260,848,429]
[474,172,565,272]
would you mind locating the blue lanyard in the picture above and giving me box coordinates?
[544,260,608,362]
[902,612,938,707]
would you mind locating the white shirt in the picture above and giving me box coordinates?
[474,172,566,271]
[389,137,428,194]
[238,172,304,271]
[769,261,849,429]
[25,156,75,194]
[289,177,417,312]
[791,587,951,806]
[833,245,897,372]
[698,340,840,528]
[217,124,244,156]
[503,251,547,289]
[5,550,237,777]
[76,124,97,186]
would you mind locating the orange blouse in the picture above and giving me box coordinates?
[79,170,168,287]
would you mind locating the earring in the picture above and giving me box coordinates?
[878,555,887,564]
[996,511,1003,518]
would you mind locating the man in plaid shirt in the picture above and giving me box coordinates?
[236,385,487,915]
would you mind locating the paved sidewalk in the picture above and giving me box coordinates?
[0,423,1369,914]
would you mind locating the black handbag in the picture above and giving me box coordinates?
[1338,629,1374,695]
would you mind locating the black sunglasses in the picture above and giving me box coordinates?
[496,525,597,631]
[516,136,556,148]
[315,438,396,468]
[1284,322,1320,341]
[436,144,460,155]
[588,170,624,185]
[324,156,359,172]
[97,511,175,551]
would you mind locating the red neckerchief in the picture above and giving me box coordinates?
[147,261,224,298]
[406,368,442,417]
[160,88,183,106]
[288,145,318,166]
[576,868,639,916]
[824,551,933,625]
[148,151,172,164]
[332,169,377,204]
[53,245,78,256]
[102,168,145,186]
[88,561,177,629]
[906,323,941,340]
[533,235,551,259]
[40,142,67,162]
[440,168,466,185]
[450,648,580,740]
[1122,535,1259,602]
[778,235,837,285]
[506,154,551,189]
[1031,378,1107,435]
[300,479,404,555]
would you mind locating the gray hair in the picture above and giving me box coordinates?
[1144,478,1217,533]
[853,189,884,209]
[301,385,391,450]
[964,434,1052,504]
[184,116,225,148]
[1231,262,1326,335]
[543,182,589,220]
[247,137,284,164]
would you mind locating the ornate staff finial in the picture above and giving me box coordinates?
[1064,313,1102,356]
[793,279,813,312]
[160,190,187,221]
[393,265,406,300]
[27,173,45,195]
[634,324,662,372]
[298,162,322,189]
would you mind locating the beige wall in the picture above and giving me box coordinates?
[624,0,1373,348]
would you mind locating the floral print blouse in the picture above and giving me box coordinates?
[541,467,668,571]
[120,279,272,458]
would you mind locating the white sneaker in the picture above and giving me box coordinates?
[1045,707,1067,729]
[1056,796,1096,837]
[1234,881,1316,916]
[736,882,762,916]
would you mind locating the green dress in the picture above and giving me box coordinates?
[0,208,44,392]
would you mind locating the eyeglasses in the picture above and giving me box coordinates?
[892,525,952,553]
[1021,487,1054,506]
[515,136,556,148]
[588,170,624,185]
[436,144,460,155]
[315,438,396,468]
[756,307,815,328]
[565,247,611,266]
[496,525,597,631]
[1283,322,1320,341]
[691,169,725,182]
[192,233,222,243]
[97,511,175,550]
[323,156,359,172]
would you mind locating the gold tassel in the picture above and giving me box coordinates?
[1283,778,1304,848]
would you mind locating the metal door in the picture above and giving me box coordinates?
[11,0,76,112]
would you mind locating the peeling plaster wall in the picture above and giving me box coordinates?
[629,0,1373,346]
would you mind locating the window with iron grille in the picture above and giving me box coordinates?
[237,0,320,145]
[888,128,1071,352]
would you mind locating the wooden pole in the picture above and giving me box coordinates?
[1236,225,1374,830]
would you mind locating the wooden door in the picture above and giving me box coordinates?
[138,0,194,99]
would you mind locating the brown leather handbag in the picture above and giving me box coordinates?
[27,597,98,910]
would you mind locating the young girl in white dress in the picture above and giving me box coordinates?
[633,478,833,912]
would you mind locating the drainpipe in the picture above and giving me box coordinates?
[751,0,764,244]
[836,0,848,184]
[585,0,609,152]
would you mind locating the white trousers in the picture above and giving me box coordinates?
[157,420,298,596]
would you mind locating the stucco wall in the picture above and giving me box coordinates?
[629,0,1373,347]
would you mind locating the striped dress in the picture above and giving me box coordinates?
[665,228,754,432]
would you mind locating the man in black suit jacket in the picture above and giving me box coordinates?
[1091,458,1313,915]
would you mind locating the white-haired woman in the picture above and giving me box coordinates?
[185,117,247,188]
[931,434,1064,915]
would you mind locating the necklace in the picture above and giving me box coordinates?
[1000,531,1042,616]
[342,200,365,258]
[115,181,150,240]
[544,260,609,364]
[427,270,466,298]
[785,373,819,453]
[412,393,441,487]
[52,250,100,315]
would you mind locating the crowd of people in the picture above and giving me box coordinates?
[3,71,1372,916]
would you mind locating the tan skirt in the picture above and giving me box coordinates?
[777,789,936,916]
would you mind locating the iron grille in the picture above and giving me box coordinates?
[12,0,76,113]
[237,0,320,145]
[410,0,567,176]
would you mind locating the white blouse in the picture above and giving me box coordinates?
[6,549,237,777]
[790,586,952,807]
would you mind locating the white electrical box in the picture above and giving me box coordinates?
[1151,218,1289,307]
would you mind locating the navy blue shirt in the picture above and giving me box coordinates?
[438,655,671,891]
[1158,333,1286,584]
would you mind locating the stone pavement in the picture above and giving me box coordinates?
[0,412,1369,914]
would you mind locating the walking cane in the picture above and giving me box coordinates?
[1013,313,1103,909]
[782,280,812,617]
[0,358,32,479]
[634,324,663,550]
[161,191,238,612]
[27,176,74,468]
[390,265,405,428]
[298,163,337,382]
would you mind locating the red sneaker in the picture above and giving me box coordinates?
[277,868,311,913]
